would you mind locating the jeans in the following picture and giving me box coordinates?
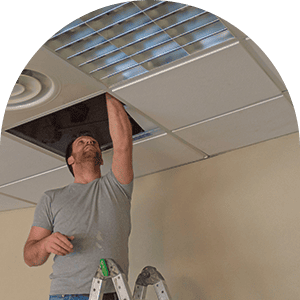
[49,293,118,300]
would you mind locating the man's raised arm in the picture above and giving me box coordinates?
[106,93,133,184]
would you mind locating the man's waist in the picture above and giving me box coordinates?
[49,293,118,299]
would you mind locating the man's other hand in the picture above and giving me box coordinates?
[43,232,74,256]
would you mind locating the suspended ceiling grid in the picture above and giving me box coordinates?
[0,1,298,212]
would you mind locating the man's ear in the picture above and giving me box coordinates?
[67,156,75,166]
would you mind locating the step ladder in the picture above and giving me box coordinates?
[89,258,172,300]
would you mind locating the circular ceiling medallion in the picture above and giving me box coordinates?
[7,69,60,110]
[11,83,26,97]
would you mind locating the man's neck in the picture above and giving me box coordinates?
[73,162,101,184]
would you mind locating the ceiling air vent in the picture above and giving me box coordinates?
[7,69,60,111]
[6,93,146,156]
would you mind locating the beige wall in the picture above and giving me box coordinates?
[1,132,300,300]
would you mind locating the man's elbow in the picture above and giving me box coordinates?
[23,247,33,267]
[23,242,39,267]
[23,253,33,267]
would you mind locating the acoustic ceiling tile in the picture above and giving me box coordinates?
[132,133,204,177]
[0,135,64,186]
[173,96,298,155]
[0,149,121,204]
[0,193,34,212]
[114,43,281,130]
[0,166,74,204]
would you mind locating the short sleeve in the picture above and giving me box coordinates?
[106,169,133,200]
[32,192,54,231]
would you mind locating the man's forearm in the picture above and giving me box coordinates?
[24,239,50,267]
[106,94,132,151]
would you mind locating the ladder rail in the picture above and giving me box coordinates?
[89,260,172,300]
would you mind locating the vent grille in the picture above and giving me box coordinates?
[45,1,233,86]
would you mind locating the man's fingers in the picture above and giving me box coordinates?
[50,244,69,256]
[55,234,74,251]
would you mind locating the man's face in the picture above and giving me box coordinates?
[69,136,103,166]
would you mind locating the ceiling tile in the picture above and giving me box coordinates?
[0,166,74,203]
[173,96,298,155]
[0,150,113,203]
[0,134,64,186]
[0,193,34,212]
[245,39,285,90]
[132,133,204,177]
[114,43,281,130]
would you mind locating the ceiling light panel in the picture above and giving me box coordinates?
[45,1,234,87]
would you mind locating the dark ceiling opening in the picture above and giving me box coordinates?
[6,93,144,157]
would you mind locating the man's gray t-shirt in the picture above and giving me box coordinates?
[32,169,133,295]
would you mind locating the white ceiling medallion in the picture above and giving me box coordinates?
[7,69,61,110]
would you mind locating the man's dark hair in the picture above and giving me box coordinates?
[65,131,100,177]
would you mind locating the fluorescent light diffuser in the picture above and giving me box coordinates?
[45,1,233,86]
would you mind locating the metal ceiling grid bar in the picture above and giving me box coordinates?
[100,21,161,49]
[0,191,37,206]
[101,66,149,85]
[133,0,165,10]
[135,1,187,22]
[164,11,217,38]
[71,43,120,70]
[62,35,109,60]
[183,29,234,54]
[151,5,206,38]
[52,19,85,38]
[90,58,140,79]
[0,165,67,190]
[47,24,98,52]
[176,22,228,48]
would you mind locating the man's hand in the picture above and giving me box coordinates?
[43,232,74,256]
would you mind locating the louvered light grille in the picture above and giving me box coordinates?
[45,1,234,87]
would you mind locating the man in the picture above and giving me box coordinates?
[23,93,133,300]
